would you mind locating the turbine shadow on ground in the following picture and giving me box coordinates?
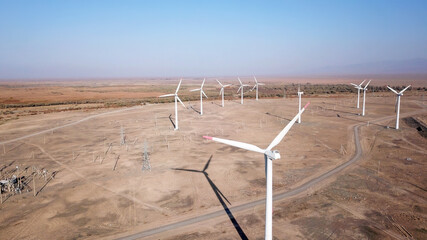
[168,114,176,129]
[189,105,201,114]
[265,112,291,122]
[211,101,222,107]
[321,106,359,116]
[172,155,248,240]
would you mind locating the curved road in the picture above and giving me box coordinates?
[116,109,425,240]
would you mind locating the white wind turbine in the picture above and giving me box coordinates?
[251,76,265,101]
[387,85,411,130]
[297,85,303,123]
[204,102,310,240]
[216,79,231,107]
[361,80,371,116]
[190,78,208,115]
[158,79,186,130]
[350,79,366,109]
[237,77,250,104]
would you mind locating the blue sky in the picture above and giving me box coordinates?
[1,0,426,79]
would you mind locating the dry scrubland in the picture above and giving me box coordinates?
[0,78,426,239]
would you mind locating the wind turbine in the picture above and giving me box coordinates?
[297,85,303,123]
[190,78,208,115]
[203,102,310,240]
[158,79,186,130]
[361,80,371,116]
[350,80,366,109]
[216,79,231,107]
[387,85,411,130]
[251,76,265,101]
[237,77,250,104]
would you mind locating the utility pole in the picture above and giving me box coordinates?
[33,175,36,197]
[142,140,151,172]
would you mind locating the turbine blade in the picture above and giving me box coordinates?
[216,79,223,87]
[237,86,242,93]
[175,79,183,94]
[258,83,265,85]
[223,84,232,87]
[387,86,399,94]
[266,102,310,151]
[201,78,206,88]
[359,79,366,86]
[238,77,242,85]
[159,93,175,98]
[350,83,358,87]
[203,136,265,154]
[253,76,258,83]
[364,80,371,89]
[176,96,186,108]
[399,85,411,95]
[202,91,208,98]
[251,85,256,91]
[190,88,201,92]
[219,88,223,95]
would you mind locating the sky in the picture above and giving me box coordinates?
[0,0,427,79]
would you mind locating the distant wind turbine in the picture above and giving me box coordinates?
[297,85,303,123]
[350,80,366,109]
[190,78,208,115]
[251,76,265,101]
[387,85,411,130]
[216,79,231,107]
[158,79,185,130]
[237,77,250,105]
[362,80,371,116]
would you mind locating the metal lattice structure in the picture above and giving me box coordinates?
[142,140,151,172]
[120,125,126,146]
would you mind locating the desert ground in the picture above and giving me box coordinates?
[0,78,426,239]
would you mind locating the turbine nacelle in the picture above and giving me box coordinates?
[265,150,280,160]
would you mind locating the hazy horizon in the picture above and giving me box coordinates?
[1,1,427,79]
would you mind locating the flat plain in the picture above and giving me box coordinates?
[0,78,426,239]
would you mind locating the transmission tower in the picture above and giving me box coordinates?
[142,140,151,172]
[120,125,126,146]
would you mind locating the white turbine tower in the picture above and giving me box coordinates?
[361,80,371,116]
[158,79,186,130]
[204,102,310,240]
[237,77,250,104]
[387,85,411,130]
[297,85,304,123]
[251,76,265,101]
[216,79,231,107]
[350,79,366,109]
[190,78,208,115]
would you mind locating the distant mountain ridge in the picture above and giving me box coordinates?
[312,58,427,75]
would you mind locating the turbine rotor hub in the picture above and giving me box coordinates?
[265,150,281,160]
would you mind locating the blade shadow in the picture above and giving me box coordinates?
[172,155,248,240]
[265,112,291,122]
[338,115,388,128]
[320,106,359,116]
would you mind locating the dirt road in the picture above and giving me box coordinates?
[116,109,426,240]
